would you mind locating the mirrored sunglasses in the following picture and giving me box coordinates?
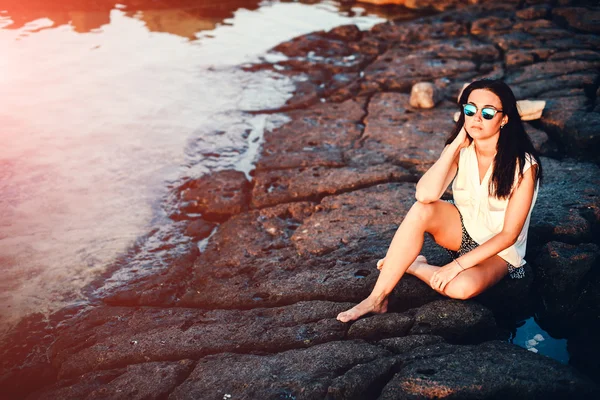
[462,103,503,120]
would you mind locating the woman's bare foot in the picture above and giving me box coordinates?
[406,255,427,275]
[336,294,388,323]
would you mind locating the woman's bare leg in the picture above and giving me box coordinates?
[404,252,509,299]
[336,201,462,322]
[442,255,509,299]
[405,255,442,283]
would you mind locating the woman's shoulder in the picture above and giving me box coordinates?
[524,152,537,166]
[458,141,475,158]
[521,153,539,175]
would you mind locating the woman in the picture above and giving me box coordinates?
[337,79,542,323]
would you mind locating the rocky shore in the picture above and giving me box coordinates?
[2,0,600,399]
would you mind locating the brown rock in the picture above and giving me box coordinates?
[262,99,366,154]
[509,72,597,99]
[169,340,391,400]
[380,341,599,399]
[530,157,600,245]
[274,31,353,60]
[292,182,416,256]
[378,334,445,354]
[516,5,550,20]
[513,18,556,33]
[365,50,476,91]
[183,219,215,239]
[506,59,600,86]
[547,49,600,62]
[180,184,450,311]
[251,164,412,209]
[493,31,543,52]
[417,37,500,62]
[534,241,599,320]
[51,302,352,379]
[471,16,514,35]
[255,149,345,171]
[358,0,472,12]
[539,107,600,161]
[324,24,363,42]
[177,200,381,308]
[525,124,556,156]
[506,49,535,67]
[347,313,414,341]
[29,360,195,400]
[372,20,467,44]
[101,222,200,307]
[359,93,454,174]
[553,7,600,33]
[326,356,400,400]
[176,170,250,222]
[408,300,498,343]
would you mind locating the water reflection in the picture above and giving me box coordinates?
[0,0,241,36]
[1,0,422,40]
[0,1,264,35]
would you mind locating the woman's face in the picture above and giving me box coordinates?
[464,89,509,141]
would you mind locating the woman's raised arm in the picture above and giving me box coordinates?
[415,126,469,203]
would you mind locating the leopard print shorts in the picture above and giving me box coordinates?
[445,203,525,280]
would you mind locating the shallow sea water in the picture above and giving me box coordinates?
[0,0,387,334]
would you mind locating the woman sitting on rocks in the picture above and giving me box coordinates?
[338,79,542,323]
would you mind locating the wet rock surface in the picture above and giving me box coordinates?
[380,341,598,399]
[529,157,600,246]
[3,1,600,399]
[28,360,196,400]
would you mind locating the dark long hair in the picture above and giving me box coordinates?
[445,79,542,199]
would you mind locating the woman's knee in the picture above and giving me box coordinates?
[444,278,478,300]
[409,200,437,224]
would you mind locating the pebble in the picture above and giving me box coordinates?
[409,82,439,109]
[533,334,545,342]
[526,339,538,348]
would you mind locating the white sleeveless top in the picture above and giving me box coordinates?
[452,143,538,267]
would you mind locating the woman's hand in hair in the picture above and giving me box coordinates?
[453,125,470,150]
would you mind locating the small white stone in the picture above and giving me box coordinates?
[266,227,277,234]
[302,229,308,234]
[533,334,545,342]
[409,82,440,109]
[527,347,539,353]
[526,339,538,348]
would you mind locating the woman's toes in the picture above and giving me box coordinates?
[336,310,354,323]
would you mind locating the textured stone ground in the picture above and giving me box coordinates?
[2,1,600,399]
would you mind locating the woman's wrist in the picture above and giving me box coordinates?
[454,259,465,271]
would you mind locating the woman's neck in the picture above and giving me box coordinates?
[473,138,497,159]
